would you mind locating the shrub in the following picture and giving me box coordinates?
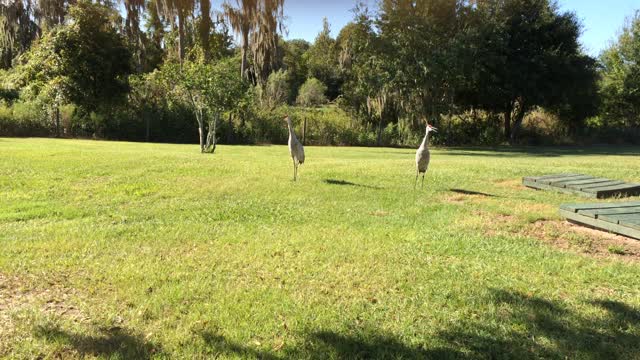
[297,78,327,107]
[0,101,49,137]
[262,70,290,108]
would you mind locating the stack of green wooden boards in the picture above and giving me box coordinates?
[522,173,640,240]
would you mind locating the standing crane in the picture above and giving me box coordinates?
[415,122,437,188]
[285,115,305,181]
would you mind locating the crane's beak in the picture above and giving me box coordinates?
[430,127,438,133]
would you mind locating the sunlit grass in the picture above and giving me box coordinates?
[1,138,640,359]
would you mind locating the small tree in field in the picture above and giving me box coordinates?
[163,51,246,153]
[296,77,327,107]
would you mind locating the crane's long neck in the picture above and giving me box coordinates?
[287,120,297,140]
[420,130,430,148]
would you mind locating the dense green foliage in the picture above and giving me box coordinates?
[296,77,327,107]
[0,0,638,145]
[599,11,640,133]
[2,138,640,358]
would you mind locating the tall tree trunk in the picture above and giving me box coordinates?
[504,103,512,141]
[376,115,383,146]
[204,112,218,153]
[178,11,186,64]
[197,108,205,152]
[199,0,211,59]
[145,110,150,142]
[240,35,248,79]
[55,105,60,137]
[510,102,527,144]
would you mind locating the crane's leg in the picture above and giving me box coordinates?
[414,171,419,189]
[421,173,426,189]
[292,159,297,181]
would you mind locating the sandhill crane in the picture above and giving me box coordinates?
[285,115,305,181]
[415,123,437,188]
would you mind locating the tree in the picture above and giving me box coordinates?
[0,0,39,69]
[338,6,394,145]
[249,0,285,84]
[156,0,194,63]
[12,0,131,129]
[162,50,246,153]
[223,0,284,83]
[36,0,72,30]
[305,18,341,99]
[599,10,640,128]
[462,0,597,142]
[281,38,309,103]
[262,68,288,108]
[223,0,257,79]
[296,77,327,107]
[119,0,145,71]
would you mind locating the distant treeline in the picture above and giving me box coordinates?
[1,0,639,147]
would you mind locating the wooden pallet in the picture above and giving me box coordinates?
[523,173,640,199]
[560,202,640,239]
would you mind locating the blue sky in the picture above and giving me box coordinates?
[279,0,639,56]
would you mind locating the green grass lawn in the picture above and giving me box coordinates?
[2,138,640,359]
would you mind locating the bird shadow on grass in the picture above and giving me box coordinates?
[324,179,383,189]
[448,188,499,197]
[35,324,162,359]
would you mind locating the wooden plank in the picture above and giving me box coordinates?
[548,176,596,187]
[523,173,581,182]
[524,173,640,199]
[560,209,640,240]
[599,213,640,224]
[523,180,598,197]
[562,178,611,188]
[560,201,640,212]
[584,183,640,198]
[564,179,617,190]
[579,206,640,219]
[619,219,640,231]
[539,175,590,185]
[580,181,625,190]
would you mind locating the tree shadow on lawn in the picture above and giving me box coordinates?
[33,290,639,358]
[442,146,640,158]
[324,178,383,189]
[199,289,640,359]
[435,289,640,359]
[35,324,162,359]
[200,329,462,359]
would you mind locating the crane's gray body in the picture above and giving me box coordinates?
[415,125,435,188]
[286,117,305,180]
[415,145,430,174]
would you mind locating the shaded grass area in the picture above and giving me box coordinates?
[1,138,640,359]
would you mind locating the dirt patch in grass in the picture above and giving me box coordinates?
[0,272,87,339]
[443,194,466,204]
[471,208,640,262]
[369,210,389,217]
[524,220,640,261]
[494,178,523,190]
